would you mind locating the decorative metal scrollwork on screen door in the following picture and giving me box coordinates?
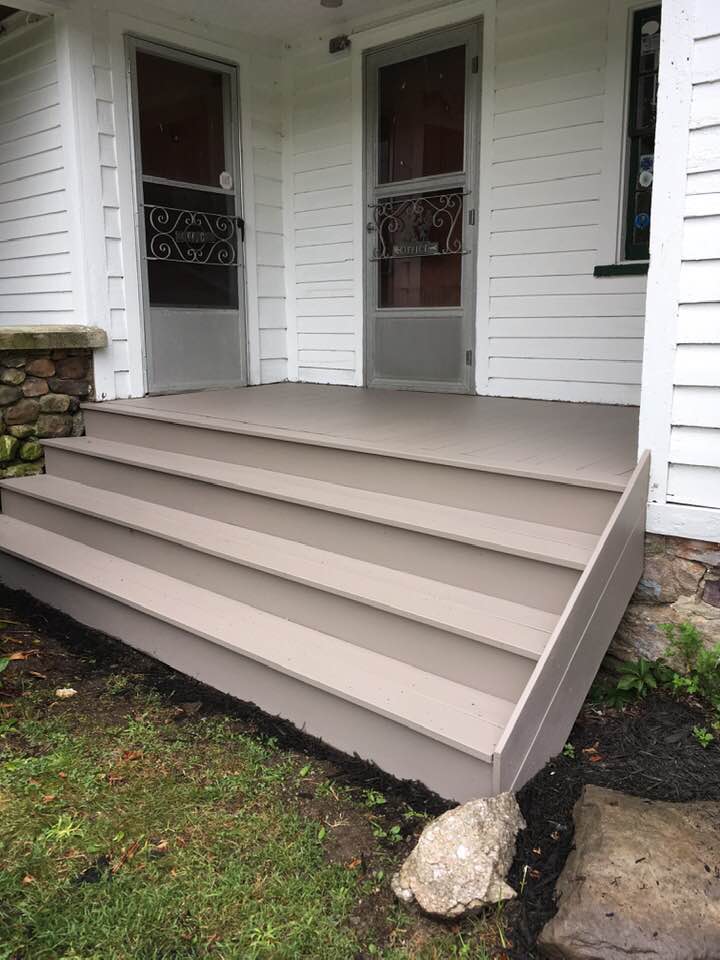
[144,204,239,266]
[370,192,468,261]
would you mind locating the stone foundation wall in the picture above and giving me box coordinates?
[612,534,720,661]
[0,348,93,478]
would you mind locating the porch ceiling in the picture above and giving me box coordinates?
[140,0,443,43]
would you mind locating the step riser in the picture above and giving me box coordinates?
[83,409,618,535]
[2,490,535,702]
[0,553,493,802]
[45,446,580,614]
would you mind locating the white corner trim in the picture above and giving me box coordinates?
[281,52,298,383]
[473,4,495,393]
[348,0,496,391]
[237,60,261,386]
[638,0,693,504]
[54,3,115,400]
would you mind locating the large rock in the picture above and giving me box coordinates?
[25,357,55,378]
[613,533,720,661]
[5,398,39,425]
[39,393,71,413]
[391,792,525,918]
[36,413,72,438]
[47,377,90,397]
[21,377,49,397]
[539,785,720,960]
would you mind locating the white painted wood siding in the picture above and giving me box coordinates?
[488,0,645,404]
[87,4,286,398]
[0,17,74,325]
[667,0,720,515]
[286,0,646,400]
[289,49,355,385]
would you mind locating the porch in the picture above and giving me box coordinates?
[96,383,640,489]
[0,384,648,800]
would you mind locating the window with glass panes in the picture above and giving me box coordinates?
[624,5,661,261]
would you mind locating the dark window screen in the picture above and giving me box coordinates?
[143,183,238,310]
[624,6,660,261]
[378,45,465,184]
[136,51,227,188]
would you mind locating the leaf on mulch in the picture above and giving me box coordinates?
[7,651,35,661]
[121,750,144,762]
[55,688,78,699]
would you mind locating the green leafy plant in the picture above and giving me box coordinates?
[662,622,720,713]
[692,725,714,749]
[362,789,386,809]
[562,743,575,759]
[616,658,659,698]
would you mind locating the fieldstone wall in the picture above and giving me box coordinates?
[0,348,93,478]
[612,533,720,661]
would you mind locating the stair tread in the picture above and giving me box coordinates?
[0,515,514,761]
[83,399,627,492]
[2,475,557,659]
[44,437,597,569]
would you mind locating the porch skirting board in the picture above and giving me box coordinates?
[0,386,649,800]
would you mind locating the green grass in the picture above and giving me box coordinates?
[0,677,497,960]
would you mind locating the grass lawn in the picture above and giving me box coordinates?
[0,592,505,960]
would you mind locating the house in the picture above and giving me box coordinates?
[0,0,717,801]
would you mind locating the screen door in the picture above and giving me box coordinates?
[365,23,480,392]
[129,39,247,394]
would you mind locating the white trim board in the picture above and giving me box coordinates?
[638,0,694,514]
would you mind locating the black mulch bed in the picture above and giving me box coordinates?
[2,581,720,959]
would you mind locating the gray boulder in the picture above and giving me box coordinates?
[539,785,720,960]
[391,791,525,918]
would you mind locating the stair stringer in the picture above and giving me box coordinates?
[492,451,651,794]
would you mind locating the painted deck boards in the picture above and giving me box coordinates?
[97,383,639,491]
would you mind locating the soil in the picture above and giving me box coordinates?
[2,581,720,959]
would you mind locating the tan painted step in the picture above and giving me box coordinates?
[44,438,596,566]
[2,476,556,700]
[0,516,514,800]
[43,438,587,614]
[83,405,620,534]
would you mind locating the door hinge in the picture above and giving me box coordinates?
[471,55,479,74]
[465,349,473,366]
[468,208,476,226]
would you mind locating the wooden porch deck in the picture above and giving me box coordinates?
[0,384,647,800]
[105,384,640,491]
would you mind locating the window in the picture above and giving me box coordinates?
[623,5,661,261]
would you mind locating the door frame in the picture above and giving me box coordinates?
[363,20,482,394]
[125,34,250,395]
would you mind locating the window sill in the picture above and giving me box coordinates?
[594,262,649,278]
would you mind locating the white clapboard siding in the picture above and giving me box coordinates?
[289,48,356,384]
[283,0,647,401]
[0,17,74,326]
[663,5,720,517]
[485,0,646,404]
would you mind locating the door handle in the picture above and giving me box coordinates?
[236,217,245,243]
[366,221,376,233]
